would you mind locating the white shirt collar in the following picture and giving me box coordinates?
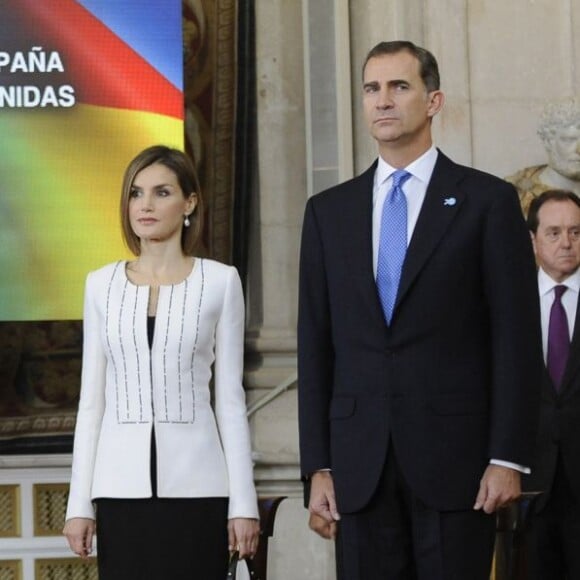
[538,267,580,297]
[375,145,438,188]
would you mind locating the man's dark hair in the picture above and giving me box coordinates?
[527,189,580,233]
[362,41,440,92]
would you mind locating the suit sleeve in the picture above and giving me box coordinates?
[482,183,542,466]
[66,272,106,520]
[214,266,259,520]
[298,198,335,479]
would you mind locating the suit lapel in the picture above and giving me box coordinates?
[343,163,375,278]
[395,152,464,312]
[559,291,580,392]
[341,162,387,325]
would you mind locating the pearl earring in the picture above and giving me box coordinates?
[184,215,191,227]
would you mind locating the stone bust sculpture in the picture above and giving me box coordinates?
[507,97,580,215]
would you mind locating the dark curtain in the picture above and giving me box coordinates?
[232,0,256,288]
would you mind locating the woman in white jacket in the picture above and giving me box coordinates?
[63,145,259,579]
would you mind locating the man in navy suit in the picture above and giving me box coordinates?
[298,40,543,579]
[524,190,580,579]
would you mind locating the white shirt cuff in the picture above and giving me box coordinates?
[490,459,530,474]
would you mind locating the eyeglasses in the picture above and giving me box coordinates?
[543,227,580,243]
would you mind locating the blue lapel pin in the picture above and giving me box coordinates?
[443,197,457,206]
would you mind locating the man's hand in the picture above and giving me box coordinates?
[309,512,338,539]
[473,464,521,514]
[308,471,340,539]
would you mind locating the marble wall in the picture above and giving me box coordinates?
[349,0,580,176]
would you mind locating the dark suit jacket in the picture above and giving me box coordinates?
[523,291,580,510]
[298,150,543,514]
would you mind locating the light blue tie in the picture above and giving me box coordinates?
[377,169,411,323]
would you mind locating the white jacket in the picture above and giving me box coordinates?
[66,259,258,521]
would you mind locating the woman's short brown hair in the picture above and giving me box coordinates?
[120,145,204,256]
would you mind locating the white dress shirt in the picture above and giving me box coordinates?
[538,267,580,361]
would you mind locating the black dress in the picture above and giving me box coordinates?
[95,317,229,580]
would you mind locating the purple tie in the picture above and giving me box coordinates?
[547,285,570,390]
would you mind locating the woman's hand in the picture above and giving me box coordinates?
[63,517,96,558]
[227,517,260,559]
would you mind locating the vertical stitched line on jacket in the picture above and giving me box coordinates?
[163,286,174,421]
[148,285,154,422]
[191,259,204,423]
[119,279,130,421]
[105,262,122,424]
[132,286,144,422]
[177,278,188,422]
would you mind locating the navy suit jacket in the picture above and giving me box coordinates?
[523,290,580,509]
[298,150,543,514]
